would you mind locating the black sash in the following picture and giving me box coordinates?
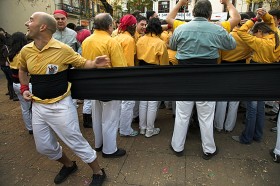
[178,58,218,65]
[68,63,280,101]
[31,70,68,99]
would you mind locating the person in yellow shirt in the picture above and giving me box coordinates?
[232,10,280,145]
[215,13,252,134]
[111,19,120,37]
[82,13,127,158]
[136,18,169,138]
[114,14,139,137]
[166,0,240,33]
[133,15,148,124]
[19,12,109,185]
[8,32,32,134]
[134,15,147,43]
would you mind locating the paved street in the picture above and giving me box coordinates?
[0,71,280,186]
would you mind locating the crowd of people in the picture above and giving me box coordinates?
[0,0,280,185]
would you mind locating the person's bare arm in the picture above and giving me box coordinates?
[19,68,32,101]
[166,0,189,26]
[221,0,241,30]
[83,55,111,69]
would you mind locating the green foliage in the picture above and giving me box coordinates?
[126,0,153,12]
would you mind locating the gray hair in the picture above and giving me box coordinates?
[193,0,212,19]
[93,13,113,31]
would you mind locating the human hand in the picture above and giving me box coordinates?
[22,91,33,101]
[220,0,230,5]
[94,55,111,68]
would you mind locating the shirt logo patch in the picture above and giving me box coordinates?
[46,64,58,74]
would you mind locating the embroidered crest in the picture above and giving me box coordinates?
[46,64,58,74]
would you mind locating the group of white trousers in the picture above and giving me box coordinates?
[32,96,97,163]
[13,83,32,131]
[214,101,240,132]
[171,101,217,154]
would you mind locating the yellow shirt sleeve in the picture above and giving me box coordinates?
[221,21,231,33]
[173,20,186,30]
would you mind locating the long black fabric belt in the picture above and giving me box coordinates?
[31,70,68,99]
[68,64,280,101]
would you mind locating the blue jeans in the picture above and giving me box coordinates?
[240,101,265,144]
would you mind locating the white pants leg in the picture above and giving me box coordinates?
[272,102,279,113]
[196,101,216,154]
[33,96,96,163]
[82,99,92,114]
[224,101,239,131]
[274,114,280,155]
[139,101,148,130]
[119,100,135,135]
[13,83,32,131]
[214,101,227,131]
[147,101,159,131]
[92,100,121,154]
[171,101,194,152]
[133,101,140,119]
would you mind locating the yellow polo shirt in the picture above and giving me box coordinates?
[237,20,280,63]
[114,31,136,66]
[19,38,87,104]
[82,30,127,67]
[136,33,169,65]
[220,27,252,62]
[9,53,20,69]
[160,31,178,65]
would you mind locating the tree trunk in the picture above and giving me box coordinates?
[100,0,113,15]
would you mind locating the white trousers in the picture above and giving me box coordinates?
[139,101,159,131]
[119,100,135,135]
[92,100,121,154]
[83,99,92,114]
[32,96,96,163]
[171,101,216,153]
[214,101,239,131]
[274,114,280,155]
[13,83,32,131]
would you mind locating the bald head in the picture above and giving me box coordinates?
[34,12,57,34]
[93,13,113,31]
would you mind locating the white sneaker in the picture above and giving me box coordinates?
[145,128,160,138]
[140,129,146,135]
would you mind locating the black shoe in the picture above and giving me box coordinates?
[5,92,9,95]
[270,149,280,163]
[95,145,103,152]
[90,168,106,186]
[83,114,92,128]
[102,148,126,158]
[132,116,139,123]
[54,161,78,184]
[28,130,33,135]
[170,145,184,157]
[265,111,277,116]
[202,147,219,160]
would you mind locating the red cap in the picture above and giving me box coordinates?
[54,10,68,17]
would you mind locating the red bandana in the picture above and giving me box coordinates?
[118,14,137,32]
[53,10,68,17]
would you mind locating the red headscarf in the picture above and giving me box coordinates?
[118,14,137,32]
[76,29,91,43]
[53,10,68,17]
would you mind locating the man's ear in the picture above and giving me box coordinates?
[40,24,47,32]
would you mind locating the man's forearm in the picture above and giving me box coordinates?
[166,0,188,26]
[19,68,30,85]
